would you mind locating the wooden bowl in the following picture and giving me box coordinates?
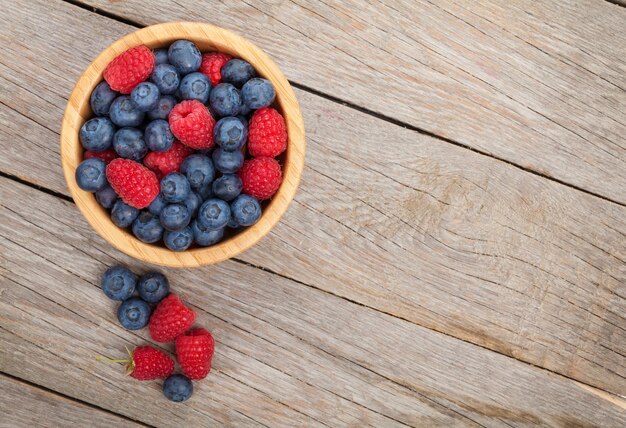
[60,22,305,268]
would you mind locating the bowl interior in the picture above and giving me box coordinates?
[60,22,305,267]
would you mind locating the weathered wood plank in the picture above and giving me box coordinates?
[2,177,626,427]
[0,374,143,428]
[0,0,624,394]
[68,0,626,202]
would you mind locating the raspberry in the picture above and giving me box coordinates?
[239,157,282,200]
[143,141,193,179]
[169,100,216,150]
[175,328,215,380]
[199,52,232,86]
[248,107,287,158]
[104,45,155,94]
[149,294,196,343]
[84,148,118,164]
[106,158,159,209]
[128,346,174,380]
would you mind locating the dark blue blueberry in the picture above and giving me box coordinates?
[184,192,202,218]
[131,82,160,112]
[153,48,169,65]
[212,147,244,173]
[117,297,151,330]
[95,185,118,209]
[241,78,275,110]
[147,95,177,120]
[163,227,194,251]
[150,64,180,95]
[209,83,242,117]
[197,198,231,230]
[180,155,215,189]
[168,40,201,75]
[160,204,191,231]
[236,113,249,127]
[148,193,167,216]
[111,200,139,228]
[160,172,191,203]
[75,158,107,192]
[179,72,211,104]
[132,211,164,243]
[90,81,118,116]
[80,117,115,152]
[221,59,255,87]
[227,216,240,229]
[145,120,174,152]
[192,220,224,246]
[109,95,145,127]
[231,194,261,226]
[213,116,247,152]
[196,182,213,200]
[212,174,242,201]
[101,265,136,301]
[163,374,193,402]
[113,127,147,161]
[137,272,170,303]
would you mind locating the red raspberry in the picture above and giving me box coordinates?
[199,52,232,86]
[169,100,216,150]
[103,45,155,94]
[248,107,287,158]
[143,141,193,179]
[239,157,282,200]
[175,328,215,380]
[149,294,196,343]
[106,158,159,209]
[97,346,174,381]
[84,148,118,164]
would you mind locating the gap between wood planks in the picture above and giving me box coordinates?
[60,0,626,209]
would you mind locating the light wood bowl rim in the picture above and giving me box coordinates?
[60,22,305,268]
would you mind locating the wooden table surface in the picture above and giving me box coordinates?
[1,0,624,426]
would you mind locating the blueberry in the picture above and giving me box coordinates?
[111,200,139,228]
[163,374,193,402]
[80,117,115,152]
[163,227,194,251]
[197,198,231,230]
[209,83,242,117]
[145,120,174,152]
[96,185,118,209]
[109,96,145,127]
[241,78,275,110]
[231,194,261,226]
[148,193,167,216]
[153,48,169,65]
[179,72,211,104]
[221,59,255,87]
[137,272,170,303]
[184,192,202,217]
[168,40,201,75]
[192,220,224,246]
[212,174,242,201]
[227,216,240,229]
[90,81,118,116]
[113,127,147,161]
[132,211,164,243]
[180,155,215,189]
[147,95,177,121]
[196,182,213,200]
[161,172,191,203]
[212,148,244,173]
[117,297,151,330]
[131,82,160,112]
[160,204,191,231]
[213,116,247,152]
[151,64,180,95]
[75,158,107,192]
[101,265,136,301]
[236,113,249,127]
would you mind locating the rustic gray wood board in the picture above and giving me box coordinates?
[0,0,625,395]
[2,177,626,427]
[0,374,143,428]
[68,0,626,202]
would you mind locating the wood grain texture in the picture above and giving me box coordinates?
[70,0,626,202]
[0,0,624,395]
[0,374,143,428]
[2,177,625,427]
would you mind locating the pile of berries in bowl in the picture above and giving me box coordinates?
[61,23,304,267]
